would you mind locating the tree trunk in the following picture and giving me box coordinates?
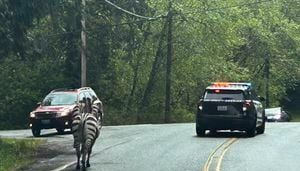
[49,1,58,32]
[164,3,173,123]
[81,0,87,87]
[126,22,152,114]
[265,54,270,108]
[137,19,168,123]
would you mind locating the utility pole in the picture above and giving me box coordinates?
[264,54,270,108]
[81,0,87,87]
[165,1,173,123]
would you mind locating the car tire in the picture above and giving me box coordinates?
[196,126,206,137]
[32,128,41,137]
[210,130,217,135]
[257,120,265,134]
[246,126,256,137]
[56,128,64,134]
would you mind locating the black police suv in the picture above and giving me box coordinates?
[196,82,265,137]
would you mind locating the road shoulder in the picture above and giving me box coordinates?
[18,139,74,171]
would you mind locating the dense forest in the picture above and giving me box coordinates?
[0,0,299,129]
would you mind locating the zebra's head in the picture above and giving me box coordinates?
[77,96,93,114]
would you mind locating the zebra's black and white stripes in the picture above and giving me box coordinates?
[72,104,101,171]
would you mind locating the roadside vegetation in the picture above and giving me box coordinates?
[0,138,43,171]
[289,109,300,122]
[0,0,299,129]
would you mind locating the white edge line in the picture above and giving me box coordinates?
[51,161,77,171]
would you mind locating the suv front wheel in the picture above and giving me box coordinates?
[246,127,256,137]
[196,126,206,137]
[32,128,41,137]
[56,128,65,134]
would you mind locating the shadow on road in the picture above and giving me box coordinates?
[194,130,260,138]
[30,130,72,138]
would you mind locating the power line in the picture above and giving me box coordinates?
[105,13,165,27]
[35,17,163,39]
[104,0,166,20]
[32,0,292,39]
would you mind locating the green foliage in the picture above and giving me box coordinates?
[0,138,43,171]
[0,0,299,128]
[0,56,66,129]
[172,108,195,123]
[288,108,300,122]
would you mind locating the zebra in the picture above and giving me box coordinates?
[72,103,101,170]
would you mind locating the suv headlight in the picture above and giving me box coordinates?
[58,110,70,117]
[30,112,36,118]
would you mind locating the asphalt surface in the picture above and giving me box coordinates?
[0,123,300,171]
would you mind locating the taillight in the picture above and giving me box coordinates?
[243,100,251,111]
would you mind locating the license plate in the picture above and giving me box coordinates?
[41,119,50,124]
[217,106,227,111]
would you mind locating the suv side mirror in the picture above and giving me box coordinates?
[197,99,203,106]
[258,96,265,101]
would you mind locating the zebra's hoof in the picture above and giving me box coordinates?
[87,163,90,167]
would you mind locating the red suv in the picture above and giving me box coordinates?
[29,87,103,137]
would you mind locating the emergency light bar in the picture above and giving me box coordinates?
[211,82,252,88]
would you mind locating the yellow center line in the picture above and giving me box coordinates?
[202,138,233,171]
[202,138,238,171]
[216,138,238,171]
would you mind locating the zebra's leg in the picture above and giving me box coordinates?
[81,145,87,171]
[86,139,94,167]
[75,144,81,170]
[86,139,95,167]
[86,150,91,167]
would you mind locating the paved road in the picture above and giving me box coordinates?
[1,123,300,171]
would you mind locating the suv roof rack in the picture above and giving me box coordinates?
[51,88,75,92]
[50,87,92,93]
[78,87,92,91]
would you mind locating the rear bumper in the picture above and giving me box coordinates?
[29,116,72,130]
[266,118,288,122]
[266,118,277,122]
[196,115,255,131]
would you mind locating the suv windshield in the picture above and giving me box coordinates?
[42,92,77,106]
[204,89,245,100]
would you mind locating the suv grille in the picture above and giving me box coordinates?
[35,112,57,119]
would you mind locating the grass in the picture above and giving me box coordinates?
[0,138,44,171]
[291,114,300,122]
[288,108,300,122]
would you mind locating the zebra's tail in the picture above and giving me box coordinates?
[81,115,87,153]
